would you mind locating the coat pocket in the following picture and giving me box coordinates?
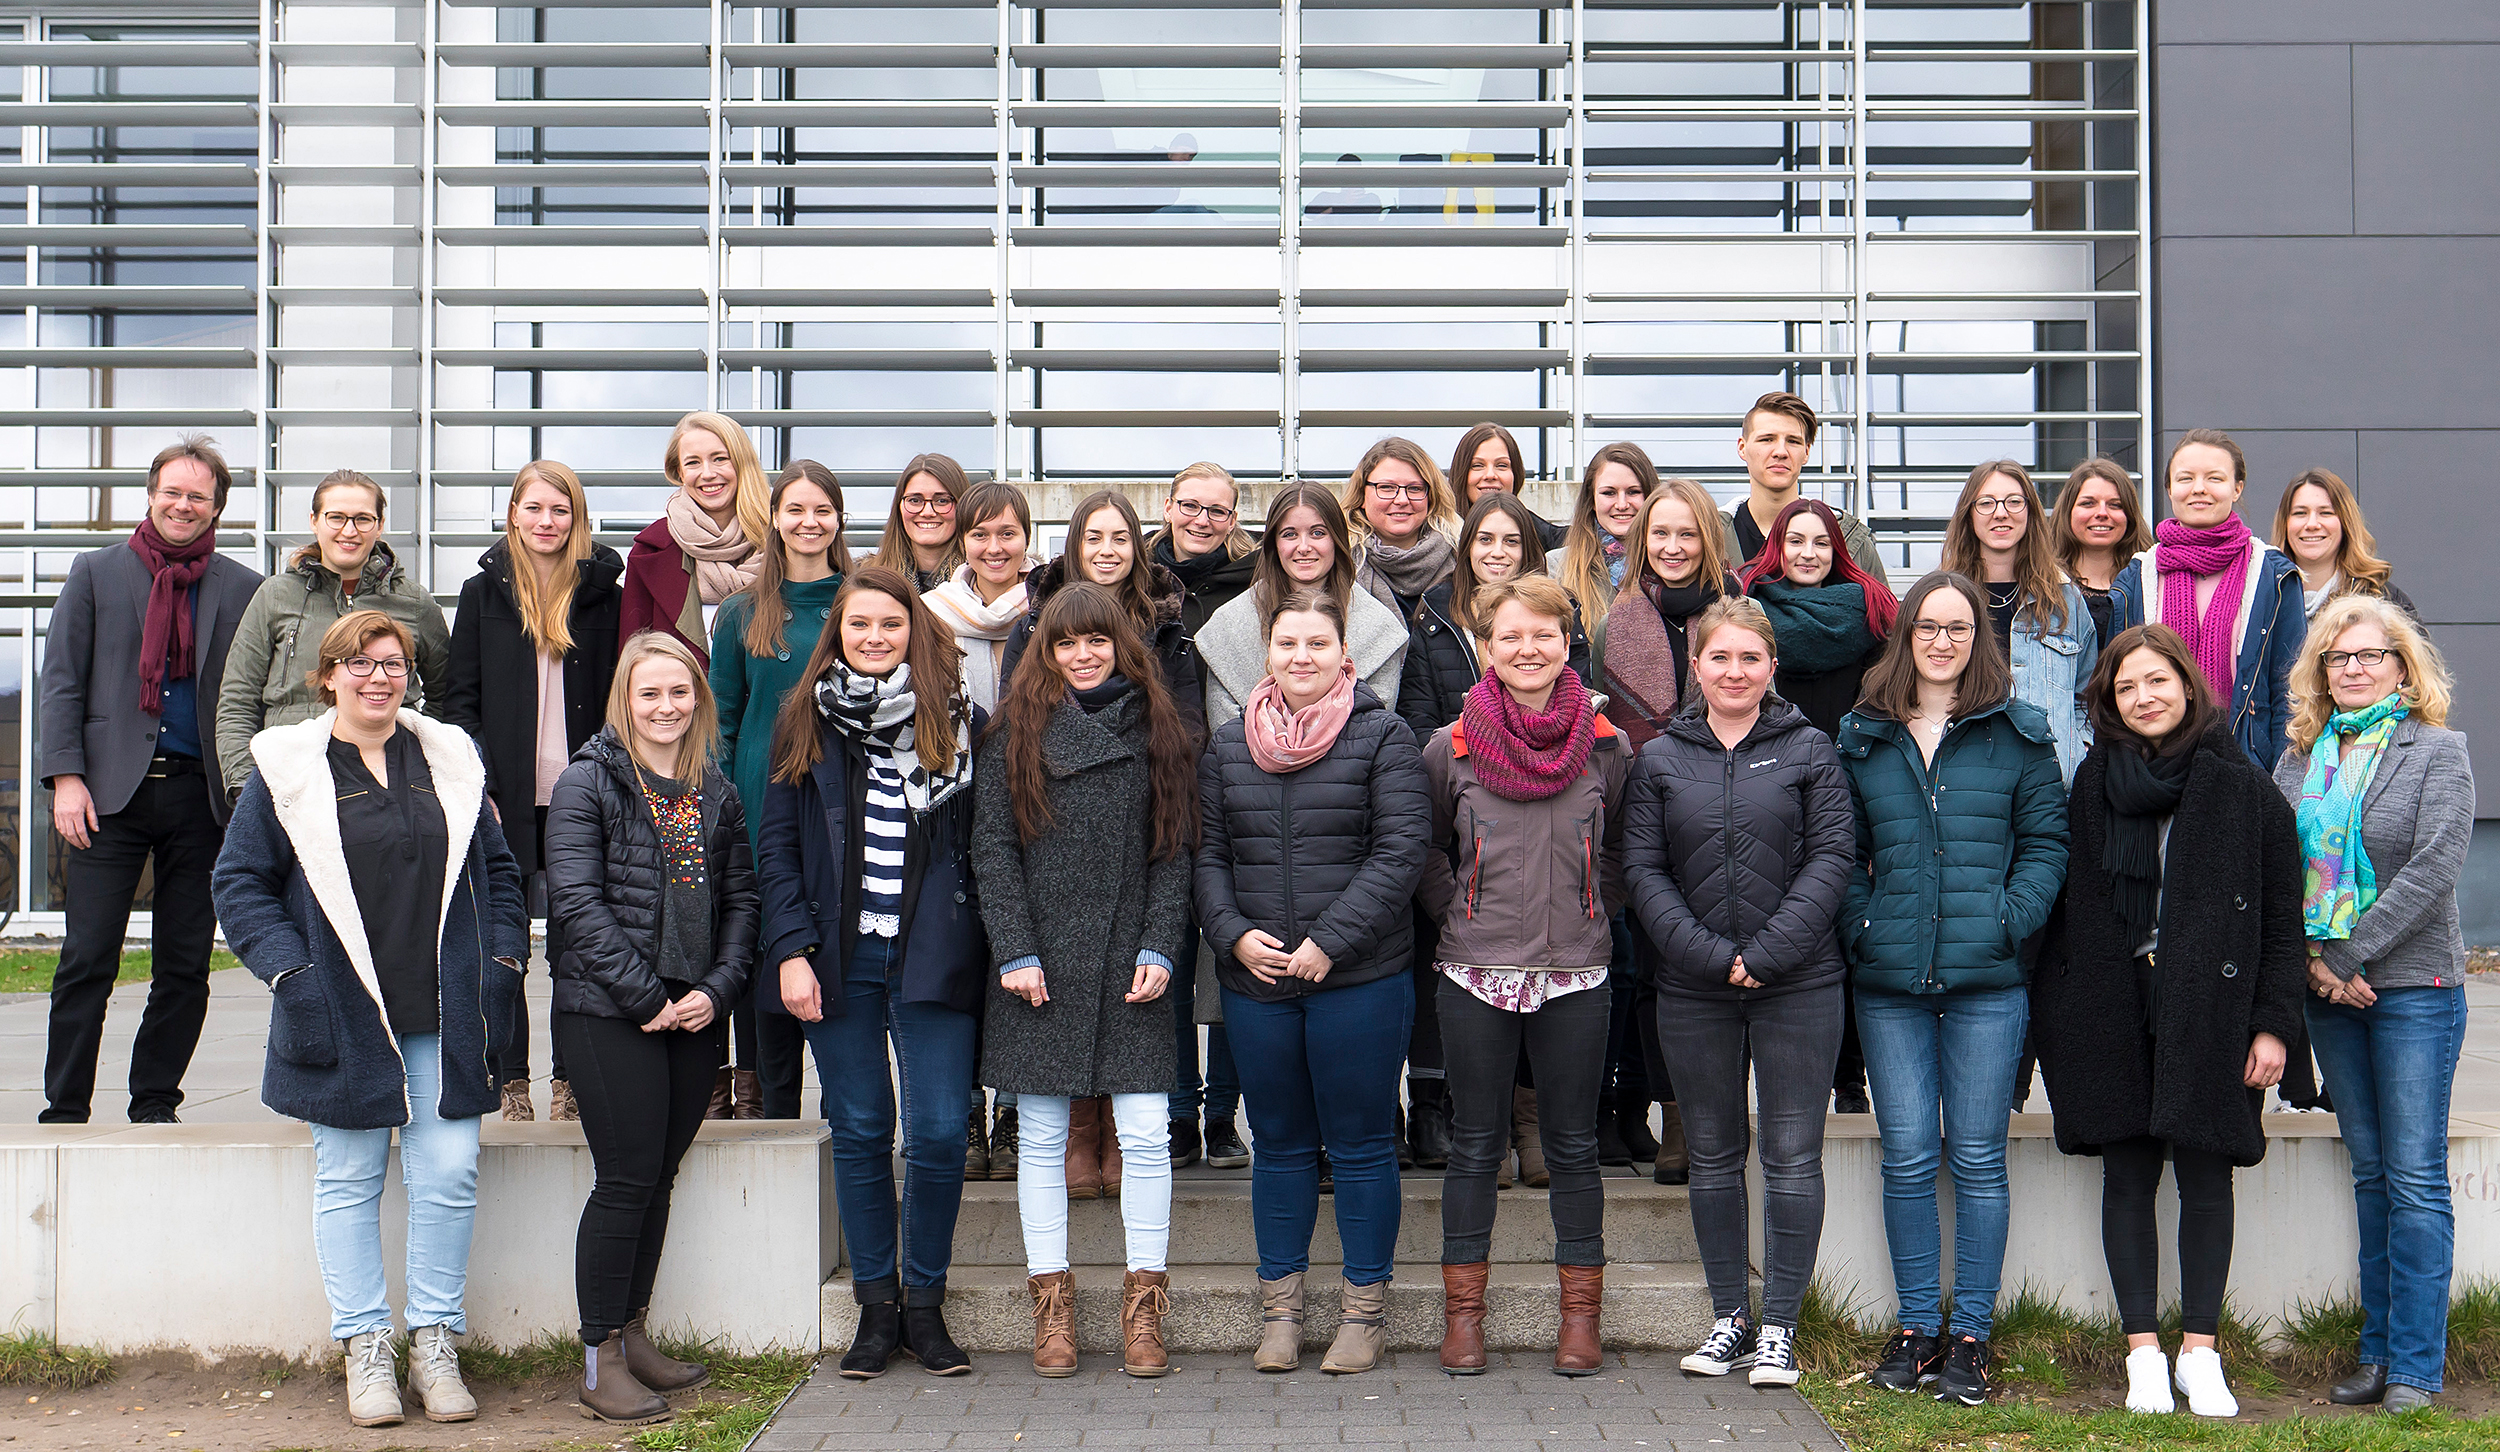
[267,967,339,1069]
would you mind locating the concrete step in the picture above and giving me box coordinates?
[822,1261,1720,1356]
[937,1171,1701,1268]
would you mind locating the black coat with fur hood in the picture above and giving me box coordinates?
[1000,555,1207,743]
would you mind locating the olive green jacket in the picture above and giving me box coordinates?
[214,541,453,793]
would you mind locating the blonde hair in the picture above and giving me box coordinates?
[1341,436,1461,545]
[308,609,416,706]
[1164,461,1256,562]
[2287,595,2452,755]
[504,461,594,656]
[2271,467,2396,599]
[1473,574,1577,633]
[1690,595,1779,660]
[607,630,722,782]
[663,411,772,551]
[1623,477,1734,599]
[291,469,386,571]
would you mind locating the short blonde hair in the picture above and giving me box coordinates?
[1473,574,1576,632]
[309,610,416,706]
[2287,595,2452,754]
[607,631,721,782]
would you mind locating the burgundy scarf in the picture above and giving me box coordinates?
[1460,662,1595,802]
[2154,514,2254,699]
[129,517,216,715]
[1600,580,1683,750]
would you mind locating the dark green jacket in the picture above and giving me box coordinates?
[1834,697,2069,995]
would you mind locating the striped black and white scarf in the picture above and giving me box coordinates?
[815,662,974,937]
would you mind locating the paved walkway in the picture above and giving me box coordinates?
[749,1353,1844,1452]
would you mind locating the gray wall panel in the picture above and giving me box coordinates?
[2154,44,2352,237]
[2159,0,2500,45]
[2414,624,2500,819]
[2354,429,2500,625]
[2352,45,2500,236]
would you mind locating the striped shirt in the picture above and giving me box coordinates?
[859,752,910,938]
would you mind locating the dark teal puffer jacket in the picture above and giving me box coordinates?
[1834,697,2070,995]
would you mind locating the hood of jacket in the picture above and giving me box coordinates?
[1198,587,1407,710]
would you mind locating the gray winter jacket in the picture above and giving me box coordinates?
[2271,717,2475,991]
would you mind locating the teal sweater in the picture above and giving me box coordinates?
[710,574,844,848]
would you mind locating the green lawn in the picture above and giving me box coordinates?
[0,948,243,995]
[1799,1377,2500,1450]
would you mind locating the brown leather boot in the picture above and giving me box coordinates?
[730,1069,764,1120]
[500,1079,534,1121]
[622,1309,708,1394]
[1120,1270,1171,1377]
[1513,1085,1549,1188]
[1097,1096,1124,1197]
[1554,1265,1604,1376]
[1439,1262,1490,1375]
[1652,1101,1689,1186]
[549,1079,579,1122]
[705,1067,733,1121]
[576,1331,668,1424]
[1027,1271,1077,1377]
[1065,1097,1105,1200]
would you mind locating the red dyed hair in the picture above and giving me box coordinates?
[1740,497,1899,640]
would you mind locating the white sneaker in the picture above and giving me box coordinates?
[407,1324,478,1422]
[2174,1345,2239,1418]
[2123,1345,2174,1413]
[344,1329,403,1428]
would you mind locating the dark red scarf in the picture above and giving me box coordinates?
[1459,663,1596,802]
[129,517,216,715]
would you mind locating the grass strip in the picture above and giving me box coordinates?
[0,1331,116,1389]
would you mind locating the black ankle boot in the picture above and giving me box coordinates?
[841,1301,902,1379]
[901,1302,970,1376]
[1410,1082,1452,1170]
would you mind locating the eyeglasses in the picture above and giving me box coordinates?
[320,511,382,532]
[1971,497,2028,517]
[2321,648,2396,669]
[340,655,410,678]
[1171,498,1237,525]
[899,494,955,515]
[1366,480,1429,501]
[153,487,216,509]
[1911,620,1975,643]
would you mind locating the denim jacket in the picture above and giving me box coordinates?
[2006,580,2099,787]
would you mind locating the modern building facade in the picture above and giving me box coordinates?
[0,0,2477,930]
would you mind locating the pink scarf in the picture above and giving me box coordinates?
[1460,663,1595,802]
[2154,514,2254,698]
[1244,663,1358,773]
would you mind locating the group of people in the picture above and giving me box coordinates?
[34,399,2467,1428]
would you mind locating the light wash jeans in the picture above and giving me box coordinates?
[1015,1092,1171,1274]
[308,1033,482,1342]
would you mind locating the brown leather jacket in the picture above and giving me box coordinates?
[1418,717,1632,972]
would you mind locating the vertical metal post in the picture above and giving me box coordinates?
[416,0,437,583]
[1847,0,1869,517]
[703,0,722,414]
[995,0,1014,478]
[1280,0,1298,478]
[2133,0,2153,476]
[1566,0,1584,477]
[255,0,275,575]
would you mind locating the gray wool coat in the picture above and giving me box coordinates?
[2271,716,2475,991]
[972,690,1196,1097]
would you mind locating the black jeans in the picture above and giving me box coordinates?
[489,810,566,1087]
[1600,915,1649,1111]
[1407,905,1443,1090]
[1654,985,1845,1328]
[1438,977,1609,1266]
[555,1008,724,1342]
[2102,1134,2236,1336]
[44,768,223,1122]
[731,990,808,1117]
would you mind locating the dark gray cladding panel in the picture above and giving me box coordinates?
[2154,42,2353,238]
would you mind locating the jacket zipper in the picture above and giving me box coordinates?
[1721,742,1741,978]
[1277,773,1297,952]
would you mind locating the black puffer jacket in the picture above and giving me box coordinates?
[1000,554,1207,743]
[1193,685,1434,1002]
[544,727,760,1023]
[1396,580,1594,736]
[1623,698,1858,998]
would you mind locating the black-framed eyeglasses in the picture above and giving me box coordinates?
[1912,620,1976,643]
[1366,480,1429,501]
[1171,498,1237,524]
[341,656,410,678]
[2321,648,2395,669]
[1971,497,2028,516]
[321,511,382,532]
[899,494,955,515]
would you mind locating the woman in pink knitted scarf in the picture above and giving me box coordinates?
[2111,429,2306,770]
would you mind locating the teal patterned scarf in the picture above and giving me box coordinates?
[2297,692,2409,941]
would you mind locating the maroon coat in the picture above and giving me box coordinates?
[617,517,708,666]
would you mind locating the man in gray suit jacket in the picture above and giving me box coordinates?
[38,437,263,1123]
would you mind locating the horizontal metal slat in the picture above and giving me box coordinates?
[1303,44,1566,68]
[721,225,996,247]
[429,410,710,428]
[267,409,420,427]
[723,43,998,68]
[1011,225,1278,247]
[723,163,996,188]
[266,349,418,365]
[435,164,709,187]
[434,349,711,370]
[0,102,257,127]
[1009,410,1281,428]
[1300,225,1567,248]
[1864,410,2144,427]
[1010,164,1277,188]
[433,226,708,247]
[721,288,996,308]
[436,43,711,68]
[726,102,998,128]
[0,286,254,310]
[1301,288,1567,308]
[0,407,256,427]
[718,349,995,371]
[1012,349,1278,372]
[1302,408,1570,427]
[268,165,426,185]
[0,224,257,248]
[1011,44,1278,68]
[0,40,258,66]
[0,163,257,188]
[0,347,255,369]
[728,410,997,428]
[1012,103,1281,129]
[1588,354,1851,376]
[1301,349,1569,371]
[437,102,712,128]
[1299,105,1568,129]
[1300,163,1566,187]
[1013,289,1278,308]
[432,288,711,307]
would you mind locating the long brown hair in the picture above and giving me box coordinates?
[2270,466,2395,598]
[1856,571,2013,722]
[1250,483,1358,622]
[1451,491,1550,636]
[994,583,1197,861]
[2086,624,2221,756]
[1448,422,1526,506]
[743,460,854,659]
[1560,441,1658,626]
[769,566,967,786]
[607,631,721,782]
[2048,456,2152,578]
[503,461,595,654]
[1341,435,1460,544]
[1621,477,1734,599]
[1941,460,2072,636]
[872,452,971,582]
[1064,489,1159,631]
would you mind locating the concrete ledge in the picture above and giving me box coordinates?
[0,1120,834,1360]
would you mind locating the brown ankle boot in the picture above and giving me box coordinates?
[1097,1096,1124,1197]
[1653,1101,1689,1185]
[1065,1098,1105,1200]
[1254,1272,1304,1372]
[1120,1270,1171,1377]
[705,1067,733,1120]
[577,1331,668,1424]
[1554,1265,1604,1376]
[1320,1277,1387,1375]
[622,1309,708,1394]
[1027,1271,1077,1377]
[1439,1262,1490,1375]
[730,1069,764,1120]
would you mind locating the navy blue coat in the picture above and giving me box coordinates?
[212,711,530,1130]
[756,708,991,1019]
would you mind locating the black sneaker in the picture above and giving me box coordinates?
[1868,1329,1944,1392]
[1748,1325,1800,1387]
[1203,1119,1250,1169]
[1932,1336,1992,1406]
[1679,1313,1756,1376]
[1169,1118,1202,1169]
[1833,1087,1871,1115]
[1317,1147,1334,1193]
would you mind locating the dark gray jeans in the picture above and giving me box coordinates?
[1653,985,1844,1329]
[1437,977,1610,1267]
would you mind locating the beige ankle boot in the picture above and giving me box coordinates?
[1320,1277,1388,1375]
[406,1324,476,1422]
[1254,1272,1304,1372]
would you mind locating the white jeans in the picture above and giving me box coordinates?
[1015,1093,1171,1274]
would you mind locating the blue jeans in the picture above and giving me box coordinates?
[801,935,979,1302]
[309,1034,482,1342]
[2308,984,2467,1393]
[1221,973,1412,1284]
[1856,985,2028,1340]
[1170,943,1241,1122]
